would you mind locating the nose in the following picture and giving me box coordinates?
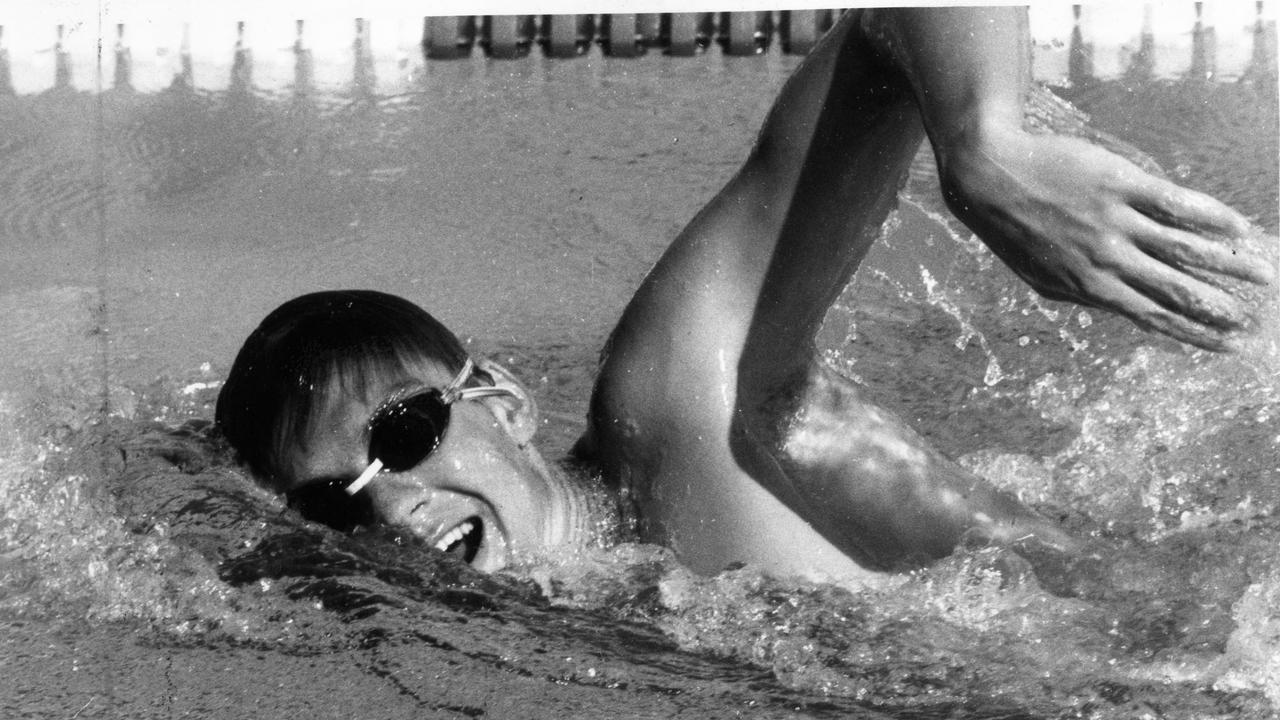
[359,471,511,572]
[362,474,435,526]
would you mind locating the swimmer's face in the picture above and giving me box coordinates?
[282,358,577,572]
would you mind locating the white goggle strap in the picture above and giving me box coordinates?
[345,457,383,496]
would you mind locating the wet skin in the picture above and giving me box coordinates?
[283,359,583,572]
[580,8,1272,579]
[865,9,1276,352]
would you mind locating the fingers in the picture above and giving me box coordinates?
[1088,274,1245,352]
[1130,212,1276,287]
[1121,257,1251,328]
[1127,174,1255,240]
[1119,296,1237,352]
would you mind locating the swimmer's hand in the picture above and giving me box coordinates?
[936,122,1276,352]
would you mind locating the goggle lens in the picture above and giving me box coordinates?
[367,391,451,473]
[286,478,376,532]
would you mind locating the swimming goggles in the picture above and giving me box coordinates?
[284,358,517,531]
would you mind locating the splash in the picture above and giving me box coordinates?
[919,265,1006,387]
[1215,567,1280,706]
[0,392,230,626]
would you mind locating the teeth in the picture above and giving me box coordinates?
[434,520,475,552]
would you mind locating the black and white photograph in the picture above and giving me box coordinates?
[0,1,1277,717]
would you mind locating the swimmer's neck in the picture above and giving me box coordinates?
[526,442,616,550]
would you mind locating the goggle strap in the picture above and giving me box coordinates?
[441,358,519,404]
[345,457,384,496]
[438,358,476,405]
[453,386,518,401]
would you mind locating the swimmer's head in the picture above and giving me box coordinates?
[216,290,581,571]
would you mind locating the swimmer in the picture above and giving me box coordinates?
[216,8,1274,582]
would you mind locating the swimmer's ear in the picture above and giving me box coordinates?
[474,358,539,446]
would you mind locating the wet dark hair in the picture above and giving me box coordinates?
[215,290,468,489]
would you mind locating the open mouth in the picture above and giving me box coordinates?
[410,492,507,572]
[433,516,484,565]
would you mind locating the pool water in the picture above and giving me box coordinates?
[1,38,1277,720]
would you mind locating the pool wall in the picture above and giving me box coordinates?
[0,2,1276,95]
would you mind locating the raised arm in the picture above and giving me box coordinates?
[863,7,1275,351]
[588,9,1082,576]
[585,7,1270,579]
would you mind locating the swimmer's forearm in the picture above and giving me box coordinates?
[860,7,1029,155]
[861,8,1274,351]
